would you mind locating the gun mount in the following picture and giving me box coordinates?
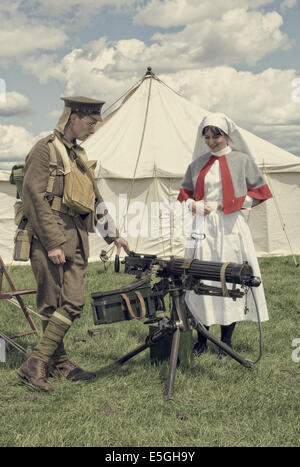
[91,252,261,399]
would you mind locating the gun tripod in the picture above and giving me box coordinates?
[116,283,252,400]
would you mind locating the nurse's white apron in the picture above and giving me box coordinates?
[185,157,269,326]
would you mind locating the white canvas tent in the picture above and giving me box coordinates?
[0,70,300,264]
[83,70,300,263]
[0,170,17,263]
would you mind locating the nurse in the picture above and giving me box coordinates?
[178,113,273,355]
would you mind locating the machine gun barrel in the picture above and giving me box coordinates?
[166,258,260,287]
[124,253,261,288]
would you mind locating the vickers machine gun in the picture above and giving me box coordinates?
[91,253,261,399]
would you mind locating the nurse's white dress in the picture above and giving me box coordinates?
[185,148,269,326]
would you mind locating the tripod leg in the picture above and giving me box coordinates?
[196,322,252,368]
[117,322,176,365]
[166,326,181,400]
[116,342,149,364]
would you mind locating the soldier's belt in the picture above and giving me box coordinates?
[50,195,78,217]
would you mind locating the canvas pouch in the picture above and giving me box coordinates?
[51,136,97,215]
[62,158,97,214]
[13,228,33,262]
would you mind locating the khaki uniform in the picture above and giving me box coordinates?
[23,131,116,321]
[17,96,114,389]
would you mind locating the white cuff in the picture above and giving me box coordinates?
[185,198,194,211]
[242,195,253,209]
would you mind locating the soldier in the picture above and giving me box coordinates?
[18,96,130,391]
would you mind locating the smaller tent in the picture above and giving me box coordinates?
[0,170,17,263]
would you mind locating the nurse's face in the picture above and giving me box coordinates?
[203,128,228,152]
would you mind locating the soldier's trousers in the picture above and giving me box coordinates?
[30,237,88,363]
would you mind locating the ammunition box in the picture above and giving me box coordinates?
[91,279,157,325]
[149,322,193,368]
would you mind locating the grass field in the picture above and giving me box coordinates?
[0,256,299,447]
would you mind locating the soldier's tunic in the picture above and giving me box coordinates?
[22,131,116,322]
[17,96,113,387]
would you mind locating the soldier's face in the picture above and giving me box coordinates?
[71,115,97,140]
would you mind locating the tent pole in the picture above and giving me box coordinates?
[122,72,154,254]
[153,165,167,258]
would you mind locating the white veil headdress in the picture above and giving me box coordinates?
[192,112,255,161]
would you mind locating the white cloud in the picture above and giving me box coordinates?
[0,0,299,162]
[23,40,300,155]
[22,38,150,104]
[280,0,297,13]
[2,0,291,75]
[158,66,300,125]
[0,92,32,117]
[47,110,62,120]
[0,6,68,67]
[0,125,41,168]
[0,0,143,30]
[134,0,275,27]
[252,124,300,156]
[31,0,141,14]
[151,9,290,67]
[22,6,291,97]
[158,66,300,155]
[22,54,67,84]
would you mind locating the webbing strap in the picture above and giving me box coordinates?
[47,141,59,194]
[120,292,147,320]
[51,195,77,217]
[52,311,72,326]
[220,262,230,297]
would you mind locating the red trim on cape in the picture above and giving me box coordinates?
[247,184,273,200]
[178,154,273,214]
[177,188,194,202]
[194,156,217,201]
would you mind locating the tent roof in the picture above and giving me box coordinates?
[83,75,203,179]
[238,126,300,173]
[83,73,300,178]
[0,73,299,182]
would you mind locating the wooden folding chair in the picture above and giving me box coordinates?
[0,256,38,338]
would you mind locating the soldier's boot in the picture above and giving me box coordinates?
[49,359,96,381]
[41,314,96,381]
[17,356,54,391]
[18,308,73,390]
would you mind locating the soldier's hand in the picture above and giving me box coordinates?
[114,237,131,255]
[48,247,66,264]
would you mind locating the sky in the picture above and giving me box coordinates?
[0,0,300,170]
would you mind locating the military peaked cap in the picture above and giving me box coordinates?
[61,96,105,121]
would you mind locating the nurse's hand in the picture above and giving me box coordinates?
[217,203,224,211]
[191,200,211,216]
